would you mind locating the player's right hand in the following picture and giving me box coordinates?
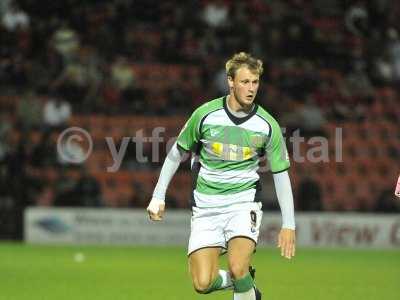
[147,198,165,221]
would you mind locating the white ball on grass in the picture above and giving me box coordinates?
[74,252,85,263]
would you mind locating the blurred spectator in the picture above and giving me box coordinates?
[130,180,150,208]
[33,44,64,93]
[296,175,323,211]
[1,51,29,89]
[298,97,327,137]
[31,131,56,167]
[0,0,398,213]
[371,51,394,86]
[0,0,13,15]
[52,21,79,63]
[167,83,191,114]
[53,169,79,206]
[43,95,71,130]
[202,0,229,28]
[111,56,135,91]
[200,31,221,58]
[0,114,12,161]
[214,67,229,95]
[180,29,202,62]
[53,47,102,108]
[35,186,55,206]
[110,56,145,112]
[345,64,373,99]
[345,1,369,36]
[283,96,327,137]
[387,28,400,83]
[374,188,400,213]
[17,90,43,130]
[1,2,29,32]
[159,28,180,62]
[73,168,102,207]
[2,130,40,206]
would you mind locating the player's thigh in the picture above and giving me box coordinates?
[188,247,221,290]
[225,202,262,244]
[188,206,226,255]
[227,237,256,279]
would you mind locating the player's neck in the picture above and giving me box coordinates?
[227,94,254,113]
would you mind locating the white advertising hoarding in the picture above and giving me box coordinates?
[25,208,400,248]
[25,208,191,245]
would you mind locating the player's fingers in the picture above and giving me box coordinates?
[152,211,163,221]
[291,239,296,257]
[155,204,165,220]
[148,211,161,221]
[281,240,286,257]
[148,212,155,220]
[277,233,282,248]
[290,236,296,257]
[151,215,162,221]
[285,242,293,259]
[283,243,288,258]
[283,241,289,258]
[281,237,294,259]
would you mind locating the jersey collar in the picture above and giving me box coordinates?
[223,96,258,125]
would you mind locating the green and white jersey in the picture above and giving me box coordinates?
[177,96,290,208]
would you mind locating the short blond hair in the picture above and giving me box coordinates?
[225,52,263,78]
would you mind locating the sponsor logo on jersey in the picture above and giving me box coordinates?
[210,142,254,161]
[250,134,265,148]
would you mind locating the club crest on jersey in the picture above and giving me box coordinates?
[210,128,219,137]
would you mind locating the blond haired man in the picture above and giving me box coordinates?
[147,52,296,300]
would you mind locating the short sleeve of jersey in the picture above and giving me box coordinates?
[176,110,201,152]
[265,119,290,173]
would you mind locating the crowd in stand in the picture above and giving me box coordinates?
[0,0,399,214]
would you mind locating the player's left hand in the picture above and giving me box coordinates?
[277,228,296,259]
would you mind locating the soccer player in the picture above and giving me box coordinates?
[147,52,296,300]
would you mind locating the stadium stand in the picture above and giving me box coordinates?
[0,0,399,228]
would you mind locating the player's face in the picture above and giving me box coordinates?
[228,66,260,109]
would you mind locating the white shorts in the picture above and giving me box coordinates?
[187,202,263,256]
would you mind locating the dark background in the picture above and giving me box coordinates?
[0,0,399,239]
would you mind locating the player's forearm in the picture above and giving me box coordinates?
[272,171,296,230]
[152,142,185,201]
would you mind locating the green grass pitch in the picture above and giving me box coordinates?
[1,243,399,300]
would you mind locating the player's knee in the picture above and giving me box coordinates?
[229,262,248,280]
[192,276,212,294]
